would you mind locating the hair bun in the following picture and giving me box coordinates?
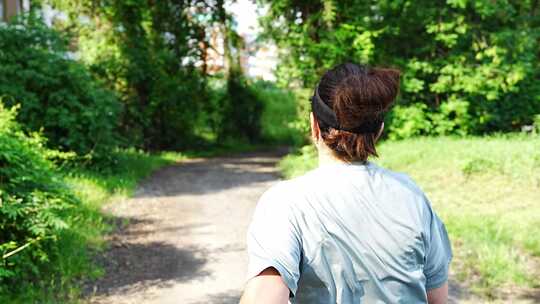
[369,68,400,110]
[314,62,401,162]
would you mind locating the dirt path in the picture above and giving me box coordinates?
[86,149,479,304]
[86,150,286,304]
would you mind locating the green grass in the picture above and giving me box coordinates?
[279,135,540,298]
[1,149,186,303]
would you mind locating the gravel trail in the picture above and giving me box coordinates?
[86,150,285,304]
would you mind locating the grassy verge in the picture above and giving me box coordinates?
[279,135,540,298]
[1,149,186,303]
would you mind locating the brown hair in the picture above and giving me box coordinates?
[314,63,400,162]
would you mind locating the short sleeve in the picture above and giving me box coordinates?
[422,198,453,290]
[246,185,302,297]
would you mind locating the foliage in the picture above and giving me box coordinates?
[210,1,265,143]
[0,114,186,302]
[534,114,540,134]
[0,14,121,157]
[279,135,540,298]
[47,0,251,150]
[386,103,432,140]
[259,0,540,136]
[0,103,79,293]
[290,88,313,143]
[253,81,304,145]
[278,144,318,178]
[430,98,472,136]
[216,76,264,142]
[203,77,267,145]
[386,98,473,140]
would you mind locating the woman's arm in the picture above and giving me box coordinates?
[240,267,290,304]
[427,281,448,304]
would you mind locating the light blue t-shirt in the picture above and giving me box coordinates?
[246,161,452,303]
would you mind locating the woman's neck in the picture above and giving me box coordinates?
[317,142,348,167]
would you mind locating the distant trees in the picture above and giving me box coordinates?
[36,0,264,150]
[259,0,540,137]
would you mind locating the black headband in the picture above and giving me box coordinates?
[310,85,383,134]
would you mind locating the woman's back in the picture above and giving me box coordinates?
[241,63,452,304]
[247,162,451,303]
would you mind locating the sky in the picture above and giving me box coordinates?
[226,0,263,35]
[227,0,277,81]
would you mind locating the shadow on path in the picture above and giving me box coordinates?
[189,290,241,304]
[134,150,288,198]
[521,289,540,302]
[85,217,211,298]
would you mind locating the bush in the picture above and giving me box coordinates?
[216,75,264,143]
[144,70,209,150]
[387,99,473,139]
[0,14,121,158]
[56,2,213,151]
[289,88,313,145]
[387,103,432,140]
[534,114,540,134]
[431,98,473,136]
[252,81,304,145]
[0,104,78,293]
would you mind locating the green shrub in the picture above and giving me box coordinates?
[387,103,432,140]
[216,75,264,143]
[534,114,540,134]
[144,70,210,150]
[252,81,304,145]
[52,1,214,151]
[431,98,473,136]
[290,88,313,144]
[0,104,79,293]
[0,14,121,158]
[387,99,473,139]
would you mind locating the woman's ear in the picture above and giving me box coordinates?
[375,122,385,142]
[310,112,320,142]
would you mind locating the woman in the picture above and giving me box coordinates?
[240,63,452,304]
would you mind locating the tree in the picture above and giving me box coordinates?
[46,0,264,146]
[259,0,540,135]
[47,0,214,149]
[0,14,120,157]
[214,0,263,142]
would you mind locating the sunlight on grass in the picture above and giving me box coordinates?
[279,135,540,298]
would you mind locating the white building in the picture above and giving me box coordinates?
[228,0,278,81]
[0,0,30,22]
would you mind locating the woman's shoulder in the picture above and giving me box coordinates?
[258,162,428,212]
[368,162,426,197]
[256,170,319,212]
[265,162,425,197]
[259,176,307,203]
